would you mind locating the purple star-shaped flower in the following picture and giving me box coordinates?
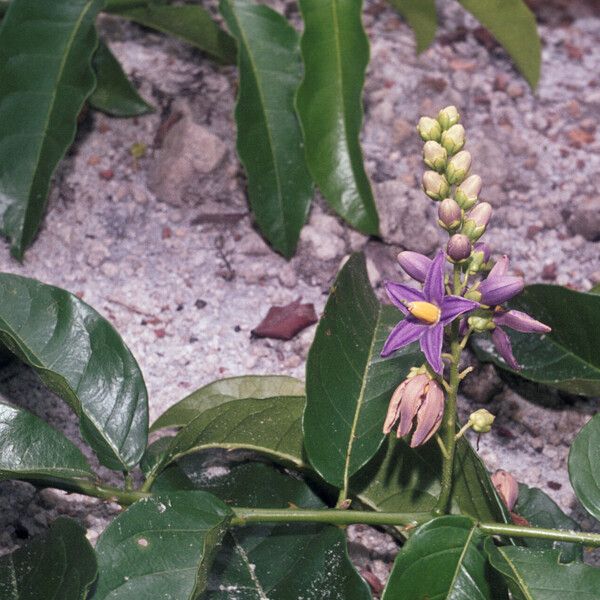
[381,251,478,374]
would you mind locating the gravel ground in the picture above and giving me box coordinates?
[1,0,599,587]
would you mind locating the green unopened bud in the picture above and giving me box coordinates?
[455,175,482,210]
[417,116,442,142]
[440,124,465,155]
[462,202,492,241]
[437,105,460,130]
[446,234,471,262]
[468,250,486,275]
[464,288,482,302]
[423,141,447,172]
[422,171,449,200]
[468,315,494,332]
[469,409,495,433]
[437,198,461,231]
[446,150,471,185]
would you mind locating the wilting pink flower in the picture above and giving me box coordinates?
[491,470,519,512]
[382,251,478,374]
[383,374,445,447]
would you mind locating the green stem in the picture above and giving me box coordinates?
[434,264,463,516]
[230,508,429,529]
[478,522,600,547]
[41,479,149,506]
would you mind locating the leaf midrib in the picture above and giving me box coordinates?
[496,547,534,600]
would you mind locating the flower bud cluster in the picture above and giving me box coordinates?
[418,105,494,266]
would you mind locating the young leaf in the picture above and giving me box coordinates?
[89,39,153,117]
[0,273,148,471]
[151,374,304,431]
[146,396,307,483]
[388,0,437,53]
[472,285,600,397]
[0,517,97,600]
[568,413,600,523]
[107,3,236,64]
[487,543,600,600]
[162,462,372,600]
[382,515,505,600]
[304,253,423,489]
[515,483,582,563]
[92,492,232,600]
[352,436,509,524]
[457,0,541,89]
[0,0,104,259]
[296,0,379,235]
[0,401,94,483]
[220,0,313,258]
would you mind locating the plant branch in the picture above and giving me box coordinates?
[36,479,150,506]
[478,522,600,547]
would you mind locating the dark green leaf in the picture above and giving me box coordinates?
[296,0,379,235]
[457,0,541,88]
[0,273,148,471]
[388,0,437,53]
[0,0,104,258]
[352,436,509,524]
[515,483,582,562]
[220,0,313,258]
[472,285,600,397]
[487,543,600,600]
[92,492,232,600]
[0,401,94,483]
[108,3,236,64]
[569,413,600,523]
[382,515,505,600]
[304,253,424,488]
[159,461,372,600]
[0,517,97,600]
[89,38,153,117]
[148,396,307,482]
[151,374,304,431]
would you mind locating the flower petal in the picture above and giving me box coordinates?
[397,251,432,283]
[492,326,520,370]
[439,295,479,325]
[383,380,407,434]
[488,255,509,278]
[479,275,523,306]
[494,309,551,334]
[381,320,425,357]
[385,281,425,315]
[420,324,444,374]
[410,381,444,447]
[397,374,429,437]
[423,251,446,305]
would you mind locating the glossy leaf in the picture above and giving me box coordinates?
[0,273,148,471]
[0,0,104,259]
[92,492,232,600]
[147,396,307,482]
[0,517,97,600]
[89,39,153,117]
[304,253,424,488]
[108,3,236,64]
[568,413,600,523]
[487,543,600,600]
[457,0,541,88]
[382,515,505,600]
[353,436,509,524]
[472,285,600,397]
[388,0,437,53]
[152,374,304,431]
[296,0,379,235]
[171,462,371,600]
[0,401,94,483]
[220,0,313,258]
[515,483,582,563]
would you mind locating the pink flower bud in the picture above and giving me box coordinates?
[423,141,447,172]
[437,105,460,130]
[462,202,492,240]
[422,171,449,200]
[446,150,471,185]
[447,234,471,262]
[492,470,519,511]
[440,124,465,154]
[417,116,442,142]
[438,198,462,230]
[455,174,482,209]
